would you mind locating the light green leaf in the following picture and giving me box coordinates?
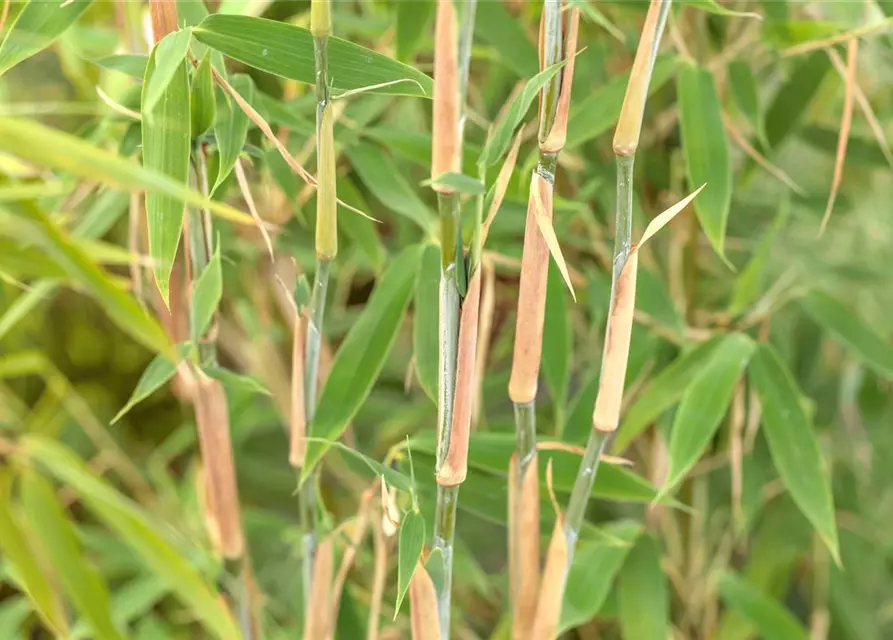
[414,244,440,403]
[305,438,413,493]
[19,437,241,640]
[614,337,723,454]
[0,472,67,635]
[728,60,768,147]
[112,344,191,424]
[748,343,839,562]
[203,366,270,397]
[478,58,568,167]
[193,15,432,97]
[190,246,222,344]
[143,29,193,115]
[213,74,254,194]
[423,172,486,195]
[562,373,599,444]
[0,0,93,76]
[396,0,434,62]
[678,0,762,20]
[92,53,149,78]
[567,55,678,150]
[542,261,571,424]
[337,178,386,271]
[619,535,670,640]
[70,577,169,640]
[717,571,809,640]
[0,280,59,343]
[801,290,893,380]
[304,245,423,476]
[395,510,425,616]
[348,143,433,231]
[20,470,126,640]
[729,196,789,315]
[141,49,191,304]
[663,333,755,492]
[678,62,732,260]
[559,520,642,634]
[191,51,217,138]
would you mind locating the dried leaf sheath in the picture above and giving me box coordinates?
[540,7,581,154]
[530,463,567,640]
[148,0,178,43]
[508,173,553,404]
[437,268,482,486]
[509,454,540,640]
[290,315,307,468]
[432,0,460,187]
[592,249,638,433]
[303,536,334,640]
[194,371,244,559]
[410,561,441,640]
[613,0,671,156]
[315,104,338,260]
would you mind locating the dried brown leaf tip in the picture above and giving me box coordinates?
[148,0,178,43]
[613,0,670,157]
[530,460,567,640]
[509,453,541,640]
[593,186,704,433]
[193,370,244,559]
[431,0,460,190]
[409,561,440,640]
[437,268,482,487]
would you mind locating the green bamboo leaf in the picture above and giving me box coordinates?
[0,280,59,343]
[141,48,191,304]
[801,290,893,379]
[567,55,678,150]
[478,58,568,167]
[414,244,440,403]
[93,53,149,78]
[213,74,254,193]
[619,535,670,640]
[112,344,191,424]
[717,571,809,640]
[562,373,599,444]
[764,52,830,150]
[202,365,270,397]
[305,438,412,493]
[336,177,385,271]
[614,337,723,454]
[663,333,755,492]
[678,62,732,260]
[0,599,31,637]
[70,577,169,640]
[143,29,193,115]
[191,51,217,138]
[193,15,432,97]
[729,196,789,315]
[423,172,486,195]
[20,470,126,640]
[559,520,642,634]
[748,343,840,562]
[395,510,425,616]
[728,60,768,147]
[348,143,433,231]
[396,0,434,62]
[678,0,762,19]
[8,207,171,356]
[0,0,93,76]
[0,472,67,635]
[190,246,222,343]
[475,0,539,77]
[18,437,241,640]
[304,245,423,476]
[542,261,572,424]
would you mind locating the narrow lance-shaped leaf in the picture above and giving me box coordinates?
[142,48,191,304]
[213,74,254,194]
[718,571,809,640]
[728,60,768,147]
[191,51,217,138]
[193,15,432,97]
[395,510,426,616]
[678,0,762,20]
[190,246,222,344]
[143,28,194,115]
[111,345,191,424]
[542,260,572,422]
[396,0,435,62]
[619,535,670,640]
[678,62,732,260]
[662,333,755,492]
[303,245,423,476]
[748,343,840,562]
[0,0,92,76]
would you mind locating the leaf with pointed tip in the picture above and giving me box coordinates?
[395,510,425,616]
[191,52,217,138]
[748,343,839,562]
[396,0,434,62]
[0,0,93,76]
[718,571,809,640]
[213,74,254,194]
[112,344,192,423]
[143,29,193,115]
[679,0,763,20]
[189,247,222,344]
[543,261,572,423]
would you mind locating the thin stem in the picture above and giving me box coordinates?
[538,0,563,144]
[433,483,459,636]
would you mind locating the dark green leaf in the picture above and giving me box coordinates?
[542,261,572,423]
[765,52,830,150]
[213,74,254,194]
[112,344,191,423]
[305,438,413,493]
[0,0,93,75]
[193,15,432,98]
[414,244,440,403]
[475,0,539,77]
[678,62,732,259]
[748,343,839,561]
[718,571,809,640]
[191,51,217,138]
[728,60,767,146]
[304,245,423,475]
[801,290,893,380]
[142,49,191,304]
[619,535,670,640]
[396,0,434,62]
[563,373,599,444]
[190,246,222,343]
[395,510,425,616]
[729,196,789,315]
[664,333,755,491]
